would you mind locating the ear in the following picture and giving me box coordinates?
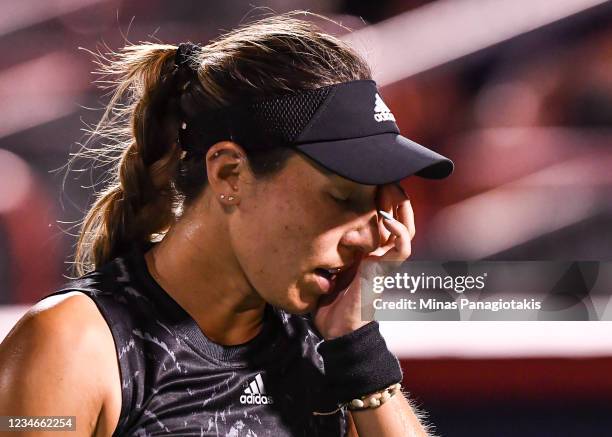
[205,141,249,206]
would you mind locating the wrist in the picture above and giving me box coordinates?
[322,319,369,340]
[315,321,403,410]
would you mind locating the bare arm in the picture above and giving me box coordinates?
[346,390,435,437]
[0,293,120,437]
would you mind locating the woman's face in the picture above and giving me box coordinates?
[228,152,382,314]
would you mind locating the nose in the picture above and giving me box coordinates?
[339,212,381,255]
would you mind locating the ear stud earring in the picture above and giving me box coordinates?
[219,194,237,202]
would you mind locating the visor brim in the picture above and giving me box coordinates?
[294,133,454,185]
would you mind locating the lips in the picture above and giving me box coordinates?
[313,264,358,294]
[314,267,342,280]
[313,267,339,293]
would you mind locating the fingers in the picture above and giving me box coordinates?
[388,182,408,205]
[369,235,396,257]
[379,213,412,262]
[390,183,414,241]
[377,183,415,239]
[376,186,393,242]
[372,183,416,265]
[396,200,415,241]
[376,184,401,212]
[377,213,392,244]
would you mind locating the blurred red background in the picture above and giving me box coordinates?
[1,1,611,435]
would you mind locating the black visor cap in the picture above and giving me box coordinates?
[179,80,454,185]
[295,132,454,185]
[290,80,453,185]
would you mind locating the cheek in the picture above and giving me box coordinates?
[229,188,313,293]
[228,177,345,312]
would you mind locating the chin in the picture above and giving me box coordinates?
[275,295,318,315]
[287,304,314,316]
[262,284,319,315]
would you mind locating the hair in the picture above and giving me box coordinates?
[71,11,372,276]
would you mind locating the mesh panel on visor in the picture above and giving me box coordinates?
[180,86,333,152]
[178,79,454,183]
[248,86,332,144]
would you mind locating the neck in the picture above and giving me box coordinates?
[143,205,266,346]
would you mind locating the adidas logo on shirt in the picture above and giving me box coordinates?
[374,93,396,122]
[239,373,274,405]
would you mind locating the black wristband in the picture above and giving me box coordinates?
[316,321,403,407]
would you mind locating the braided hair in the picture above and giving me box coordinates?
[72,11,372,275]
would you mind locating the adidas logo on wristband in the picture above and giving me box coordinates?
[240,373,274,405]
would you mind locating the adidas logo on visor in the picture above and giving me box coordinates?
[374,93,396,122]
[239,373,274,405]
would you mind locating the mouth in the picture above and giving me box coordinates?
[312,265,354,294]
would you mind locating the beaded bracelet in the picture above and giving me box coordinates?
[348,382,402,410]
[313,383,402,416]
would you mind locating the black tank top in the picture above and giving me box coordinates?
[42,245,347,436]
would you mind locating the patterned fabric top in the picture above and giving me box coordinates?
[42,245,346,436]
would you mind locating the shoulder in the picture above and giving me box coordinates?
[0,292,120,434]
[10,291,114,352]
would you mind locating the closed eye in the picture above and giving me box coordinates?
[329,193,351,204]
[326,186,377,213]
[328,193,369,214]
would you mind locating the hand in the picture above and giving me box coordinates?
[313,183,415,339]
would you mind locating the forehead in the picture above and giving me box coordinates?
[280,152,378,200]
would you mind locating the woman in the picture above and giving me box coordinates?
[0,12,452,437]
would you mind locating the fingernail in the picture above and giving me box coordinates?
[378,210,394,221]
